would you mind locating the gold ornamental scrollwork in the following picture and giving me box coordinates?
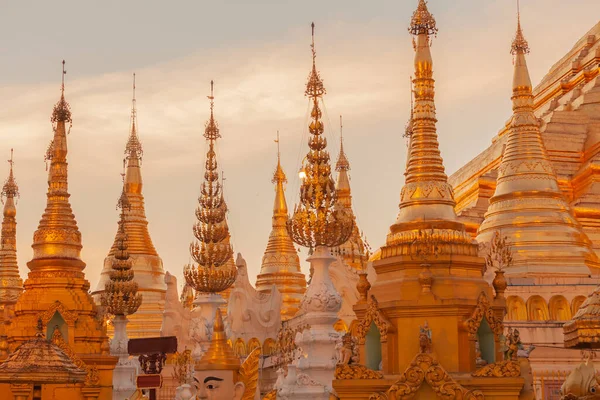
[50,327,99,387]
[335,364,383,380]
[471,360,521,378]
[464,292,503,339]
[355,295,392,345]
[370,353,484,400]
[39,301,78,326]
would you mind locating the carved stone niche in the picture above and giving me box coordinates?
[353,295,398,374]
[463,292,505,371]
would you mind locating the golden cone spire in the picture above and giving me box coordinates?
[196,309,240,371]
[287,23,354,251]
[101,186,142,316]
[392,0,458,229]
[256,132,306,320]
[476,8,598,278]
[333,117,368,270]
[184,81,236,293]
[32,60,84,267]
[0,149,23,305]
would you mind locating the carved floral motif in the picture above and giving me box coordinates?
[355,295,392,345]
[335,364,383,380]
[464,292,503,339]
[472,360,520,377]
[369,353,484,400]
[39,301,78,326]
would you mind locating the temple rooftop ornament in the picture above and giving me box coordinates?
[92,73,166,338]
[0,149,23,307]
[255,131,306,320]
[286,23,354,252]
[184,80,236,294]
[0,319,86,385]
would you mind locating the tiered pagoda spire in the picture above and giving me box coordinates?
[5,61,115,394]
[255,133,306,320]
[92,74,166,338]
[183,81,236,295]
[476,10,598,278]
[334,116,367,270]
[0,150,22,306]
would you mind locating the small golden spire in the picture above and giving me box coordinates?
[336,116,350,171]
[273,131,286,184]
[196,309,240,371]
[184,81,236,294]
[101,184,142,316]
[511,0,530,55]
[408,0,438,37]
[287,23,354,251]
[0,149,22,305]
[51,60,72,124]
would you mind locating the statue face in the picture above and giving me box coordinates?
[194,370,245,400]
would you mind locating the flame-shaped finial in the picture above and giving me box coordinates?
[1,149,19,204]
[125,73,143,161]
[511,0,530,55]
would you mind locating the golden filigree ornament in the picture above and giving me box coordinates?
[484,231,513,273]
[287,23,354,251]
[408,0,438,37]
[100,187,142,316]
[184,81,236,293]
[124,73,143,163]
[172,349,193,385]
[511,4,530,55]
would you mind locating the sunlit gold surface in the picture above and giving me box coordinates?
[0,66,116,399]
[92,75,166,338]
[287,23,355,250]
[476,18,598,279]
[255,151,306,320]
[184,81,236,294]
[0,151,23,307]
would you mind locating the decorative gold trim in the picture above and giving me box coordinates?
[356,295,392,345]
[370,353,484,400]
[335,364,383,380]
[464,292,503,339]
[239,348,260,400]
[39,301,78,326]
[472,360,520,378]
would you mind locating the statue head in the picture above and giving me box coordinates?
[560,360,600,399]
[194,309,259,400]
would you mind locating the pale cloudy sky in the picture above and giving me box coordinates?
[0,1,598,292]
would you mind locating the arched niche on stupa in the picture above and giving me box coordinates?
[233,338,246,357]
[506,296,527,321]
[38,301,78,345]
[549,295,571,321]
[476,318,495,364]
[263,338,276,356]
[527,296,549,321]
[365,322,382,371]
[247,338,261,355]
[572,295,587,315]
[47,312,68,342]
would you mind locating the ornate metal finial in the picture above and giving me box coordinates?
[511,0,530,55]
[101,181,142,316]
[336,115,350,171]
[1,149,19,204]
[287,24,354,251]
[184,81,235,294]
[275,130,281,162]
[51,60,72,124]
[125,73,143,161]
[305,22,326,98]
[408,0,438,37]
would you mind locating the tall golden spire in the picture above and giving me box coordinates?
[32,60,84,267]
[333,118,367,270]
[476,6,598,277]
[184,81,236,293]
[392,0,458,230]
[256,132,306,320]
[0,149,22,305]
[101,187,142,316]
[92,74,165,338]
[287,23,354,251]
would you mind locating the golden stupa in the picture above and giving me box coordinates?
[255,137,307,320]
[0,151,23,360]
[92,74,166,338]
[476,17,598,279]
[334,1,524,398]
[0,62,116,400]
